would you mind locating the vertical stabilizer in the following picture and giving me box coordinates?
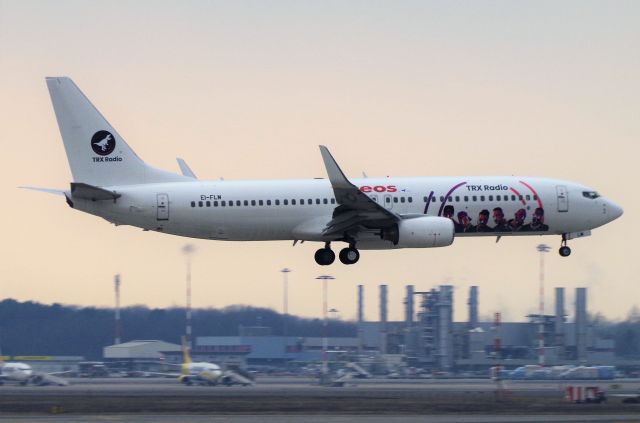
[46,77,189,187]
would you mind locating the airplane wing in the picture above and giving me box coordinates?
[319,146,400,238]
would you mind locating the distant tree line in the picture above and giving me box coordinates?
[0,299,356,360]
[592,307,640,359]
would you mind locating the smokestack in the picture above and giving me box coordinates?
[555,287,565,346]
[405,285,414,326]
[468,286,478,329]
[379,284,388,354]
[380,284,388,323]
[357,285,364,355]
[575,287,588,362]
[358,285,364,324]
[114,274,121,345]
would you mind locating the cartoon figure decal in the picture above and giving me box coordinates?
[436,180,550,234]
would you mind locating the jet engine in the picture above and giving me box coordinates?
[382,216,455,248]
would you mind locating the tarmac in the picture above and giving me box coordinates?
[0,377,639,421]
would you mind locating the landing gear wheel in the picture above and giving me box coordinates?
[339,247,360,265]
[314,248,335,266]
[559,246,571,257]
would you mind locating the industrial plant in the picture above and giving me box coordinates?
[101,284,619,376]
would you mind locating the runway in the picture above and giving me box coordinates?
[1,377,638,420]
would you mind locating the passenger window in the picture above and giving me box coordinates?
[228,201,233,207]
[267,200,271,206]
[480,196,485,201]
[400,197,405,203]
[472,196,477,201]
[432,197,436,203]
[213,201,218,207]
[423,196,428,202]
[511,195,516,201]
[393,197,398,203]
[206,201,211,207]
[455,196,460,202]
[236,200,241,206]
[533,195,538,200]
[526,195,531,201]
[190,201,195,207]
[300,199,304,205]
[408,197,413,203]
[259,200,264,206]
[284,199,288,205]
[448,196,453,202]
[316,199,320,204]
[464,196,469,202]
[323,198,328,204]
[308,199,313,204]
[292,199,296,205]
[496,195,501,201]
[386,197,391,203]
[440,196,444,202]
[198,201,203,207]
[488,196,493,201]
[275,199,280,205]
[330,198,336,204]
[244,200,249,206]
[251,200,256,206]
[221,201,226,207]
[518,195,523,201]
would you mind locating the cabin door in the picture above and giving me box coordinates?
[157,193,170,220]
[556,186,568,212]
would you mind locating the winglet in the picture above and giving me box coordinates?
[319,145,354,190]
[176,158,197,179]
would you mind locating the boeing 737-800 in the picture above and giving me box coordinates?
[26,77,623,265]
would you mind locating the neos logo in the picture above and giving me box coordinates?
[359,185,397,193]
[91,130,116,156]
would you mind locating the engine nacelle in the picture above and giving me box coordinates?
[384,216,455,248]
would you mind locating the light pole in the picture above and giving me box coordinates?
[316,275,335,380]
[537,244,550,366]
[280,268,291,353]
[182,244,196,352]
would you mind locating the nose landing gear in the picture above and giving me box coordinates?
[559,235,572,257]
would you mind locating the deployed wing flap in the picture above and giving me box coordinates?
[70,182,121,201]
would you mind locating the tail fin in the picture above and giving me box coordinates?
[46,77,189,187]
[181,336,192,366]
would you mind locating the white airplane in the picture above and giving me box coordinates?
[26,77,623,265]
[0,362,69,386]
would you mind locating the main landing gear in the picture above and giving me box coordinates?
[314,242,360,266]
[559,235,572,257]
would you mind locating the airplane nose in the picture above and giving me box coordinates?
[607,200,623,221]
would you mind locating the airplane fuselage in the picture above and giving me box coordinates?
[69,175,620,249]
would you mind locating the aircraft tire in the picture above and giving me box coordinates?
[559,246,571,257]
[339,247,360,265]
[314,248,335,266]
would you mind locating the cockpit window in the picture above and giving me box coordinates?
[583,191,600,199]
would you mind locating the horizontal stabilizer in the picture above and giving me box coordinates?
[70,182,121,201]
[19,186,65,196]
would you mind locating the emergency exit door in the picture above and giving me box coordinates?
[157,193,169,220]
[556,186,568,212]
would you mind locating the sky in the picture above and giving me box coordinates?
[0,1,637,325]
